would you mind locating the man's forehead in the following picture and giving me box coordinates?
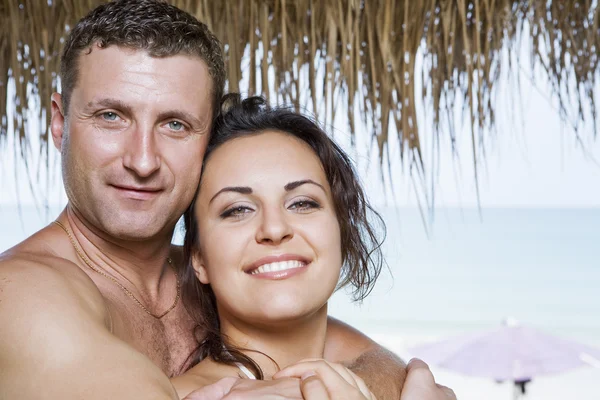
[73,46,213,114]
[77,44,210,76]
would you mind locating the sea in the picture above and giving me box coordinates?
[1,205,599,399]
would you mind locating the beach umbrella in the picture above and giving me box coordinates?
[409,319,600,399]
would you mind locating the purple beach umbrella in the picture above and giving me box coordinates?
[409,319,600,398]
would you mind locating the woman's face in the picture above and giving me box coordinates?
[193,130,342,326]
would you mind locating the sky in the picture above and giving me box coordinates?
[1,48,599,209]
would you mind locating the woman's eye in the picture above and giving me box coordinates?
[167,121,185,131]
[101,112,118,121]
[220,206,253,219]
[289,200,320,211]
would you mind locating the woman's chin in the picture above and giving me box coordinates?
[238,301,328,328]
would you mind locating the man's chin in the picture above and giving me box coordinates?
[102,215,172,242]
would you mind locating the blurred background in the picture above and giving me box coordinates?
[1,1,599,399]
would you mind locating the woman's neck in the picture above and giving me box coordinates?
[220,305,329,379]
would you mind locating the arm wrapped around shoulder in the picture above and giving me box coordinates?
[345,346,407,400]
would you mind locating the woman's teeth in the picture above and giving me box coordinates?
[251,260,305,275]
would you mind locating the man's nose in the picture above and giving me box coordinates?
[122,126,161,178]
[255,207,294,245]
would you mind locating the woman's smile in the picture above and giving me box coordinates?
[248,260,309,279]
[245,254,310,279]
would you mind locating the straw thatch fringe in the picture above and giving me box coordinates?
[1,0,598,191]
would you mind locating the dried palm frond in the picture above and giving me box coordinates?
[1,0,598,201]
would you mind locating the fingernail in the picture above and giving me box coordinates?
[301,370,316,380]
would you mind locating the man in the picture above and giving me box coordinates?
[0,1,454,399]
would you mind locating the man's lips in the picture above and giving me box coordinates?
[110,184,163,200]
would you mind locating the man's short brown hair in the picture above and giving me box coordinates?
[60,0,225,117]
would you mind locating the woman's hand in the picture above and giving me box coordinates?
[183,376,304,400]
[274,358,376,400]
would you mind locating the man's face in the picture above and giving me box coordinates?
[52,46,212,240]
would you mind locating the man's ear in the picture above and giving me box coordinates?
[50,93,66,151]
[191,251,210,284]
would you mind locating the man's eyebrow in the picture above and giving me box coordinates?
[209,186,253,204]
[284,179,325,192]
[86,98,133,114]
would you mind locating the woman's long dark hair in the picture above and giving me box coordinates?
[181,94,386,378]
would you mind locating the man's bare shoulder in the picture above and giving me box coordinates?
[0,229,109,327]
[0,230,112,367]
[0,232,178,400]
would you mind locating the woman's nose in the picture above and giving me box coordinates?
[255,207,294,245]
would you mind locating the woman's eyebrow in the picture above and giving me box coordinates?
[209,186,252,204]
[285,179,325,193]
[208,180,324,204]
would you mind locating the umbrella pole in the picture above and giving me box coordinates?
[513,379,530,400]
[513,382,520,400]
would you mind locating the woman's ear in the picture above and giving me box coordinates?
[191,250,210,284]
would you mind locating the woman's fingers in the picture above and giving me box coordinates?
[276,359,354,384]
[275,359,370,399]
[319,360,359,388]
[183,377,239,400]
[276,359,355,386]
[344,369,375,400]
[300,372,331,400]
[323,363,373,400]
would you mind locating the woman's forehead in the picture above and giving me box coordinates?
[202,131,326,185]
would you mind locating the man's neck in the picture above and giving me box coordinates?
[220,305,329,378]
[57,205,176,306]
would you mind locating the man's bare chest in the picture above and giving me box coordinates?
[101,289,200,377]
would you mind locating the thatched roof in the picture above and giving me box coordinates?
[1,0,598,198]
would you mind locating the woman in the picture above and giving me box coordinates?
[172,94,385,398]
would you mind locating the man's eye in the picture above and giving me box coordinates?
[101,112,118,121]
[168,121,185,131]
